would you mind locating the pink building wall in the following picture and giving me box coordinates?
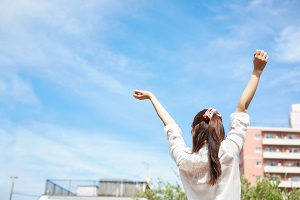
[241,128,264,185]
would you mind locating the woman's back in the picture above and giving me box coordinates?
[164,112,250,200]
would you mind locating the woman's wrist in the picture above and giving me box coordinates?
[252,69,262,78]
[149,92,156,100]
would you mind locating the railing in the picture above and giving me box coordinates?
[262,138,300,146]
[263,152,300,160]
[45,179,98,196]
[44,179,147,197]
[45,179,75,196]
[98,179,147,197]
[279,181,300,188]
[264,166,300,174]
[249,122,290,128]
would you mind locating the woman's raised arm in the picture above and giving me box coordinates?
[133,90,175,126]
[236,50,268,113]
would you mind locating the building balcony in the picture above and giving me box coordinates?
[278,181,300,188]
[262,138,300,146]
[263,152,300,160]
[264,166,300,174]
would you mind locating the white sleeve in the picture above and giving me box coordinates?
[164,123,189,167]
[224,113,250,157]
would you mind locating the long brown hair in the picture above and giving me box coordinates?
[191,109,225,185]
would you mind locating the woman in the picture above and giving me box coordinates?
[133,50,268,200]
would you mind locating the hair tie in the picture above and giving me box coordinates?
[203,108,222,121]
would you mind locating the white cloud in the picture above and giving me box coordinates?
[265,70,300,93]
[0,0,153,104]
[0,74,40,105]
[0,121,179,199]
[273,26,300,63]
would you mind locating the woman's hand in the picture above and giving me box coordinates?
[253,50,268,76]
[133,90,153,100]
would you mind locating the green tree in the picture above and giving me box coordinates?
[248,175,282,200]
[137,175,300,200]
[136,178,187,200]
[241,175,300,200]
[241,175,252,200]
[286,188,300,200]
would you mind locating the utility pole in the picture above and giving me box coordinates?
[9,176,18,200]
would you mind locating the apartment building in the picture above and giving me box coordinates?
[240,104,300,188]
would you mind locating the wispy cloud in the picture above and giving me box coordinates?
[0,0,153,109]
[0,121,179,197]
[266,70,300,93]
[0,74,39,105]
[273,26,300,63]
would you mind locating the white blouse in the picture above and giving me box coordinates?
[164,112,250,200]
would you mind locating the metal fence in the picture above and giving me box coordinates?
[45,179,97,196]
[98,179,147,197]
[44,179,147,197]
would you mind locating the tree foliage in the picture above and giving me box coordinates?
[241,175,300,200]
[137,176,300,200]
[136,178,187,200]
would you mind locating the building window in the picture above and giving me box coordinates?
[265,147,276,152]
[292,148,299,153]
[291,176,300,181]
[270,175,280,180]
[288,135,298,139]
[256,162,262,167]
[266,161,277,166]
[254,134,261,140]
[288,162,300,167]
[265,134,276,139]
[255,147,262,153]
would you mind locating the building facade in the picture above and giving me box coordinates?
[240,104,300,189]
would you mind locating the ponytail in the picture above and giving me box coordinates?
[192,109,225,185]
[206,114,225,185]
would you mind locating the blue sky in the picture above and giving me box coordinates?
[0,0,300,199]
